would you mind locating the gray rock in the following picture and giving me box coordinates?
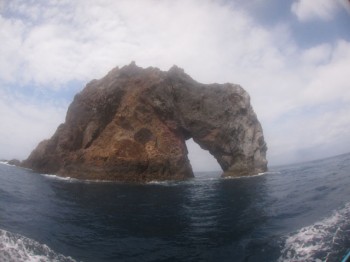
[8,159,21,166]
[22,63,267,181]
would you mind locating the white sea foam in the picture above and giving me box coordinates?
[41,171,277,184]
[223,171,279,180]
[262,171,281,175]
[146,180,179,186]
[195,176,220,181]
[83,179,114,183]
[147,176,221,186]
[278,203,350,262]
[43,174,121,184]
[42,174,78,182]
[0,161,11,166]
[0,228,76,262]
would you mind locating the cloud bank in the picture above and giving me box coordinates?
[0,0,350,168]
[291,0,350,21]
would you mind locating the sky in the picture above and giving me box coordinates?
[1,0,350,171]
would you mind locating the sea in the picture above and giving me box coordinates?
[1,153,350,262]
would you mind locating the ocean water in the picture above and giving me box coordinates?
[1,153,350,262]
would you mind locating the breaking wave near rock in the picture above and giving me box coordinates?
[0,229,75,262]
[278,202,350,262]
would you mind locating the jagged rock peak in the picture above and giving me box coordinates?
[22,62,268,182]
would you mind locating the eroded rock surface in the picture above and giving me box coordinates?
[22,62,267,182]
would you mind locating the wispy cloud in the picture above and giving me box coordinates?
[291,0,350,21]
[0,0,294,87]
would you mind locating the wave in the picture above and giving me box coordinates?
[278,203,350,261]
[72,173,273,186]
[42,174,131,184]
[42,174,79,182]
[147,176,222,186]
[147,180,175,185]
[0,228,76,262]
[41,171,279,185]
[42,174,111,184]
[222,171,280,180]
[0,161,11,166]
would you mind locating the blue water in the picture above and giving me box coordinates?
[1,153,350,262]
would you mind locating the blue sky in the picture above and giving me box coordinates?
[1,0,350,171]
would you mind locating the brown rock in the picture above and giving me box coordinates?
[22,62,268,182]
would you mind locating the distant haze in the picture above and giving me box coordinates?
[1,0,350,170]
[186,139,221,172]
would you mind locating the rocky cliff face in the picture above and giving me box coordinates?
[22,62,267,182]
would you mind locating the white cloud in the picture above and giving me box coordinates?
[291,0,349,21]
[301,40,350,105]
[265,40,350,164]
[1,0,290,87]
[267,103,350,165]
[0,16,25,83]
[0,88,67,160]
[0,0,350,168]
[301,43,332,65]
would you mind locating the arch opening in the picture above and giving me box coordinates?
[185,138,221,177]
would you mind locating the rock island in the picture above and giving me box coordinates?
[22,62,268,182]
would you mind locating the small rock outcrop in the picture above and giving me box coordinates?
[22,62,267,182]
[8,159,21,166]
